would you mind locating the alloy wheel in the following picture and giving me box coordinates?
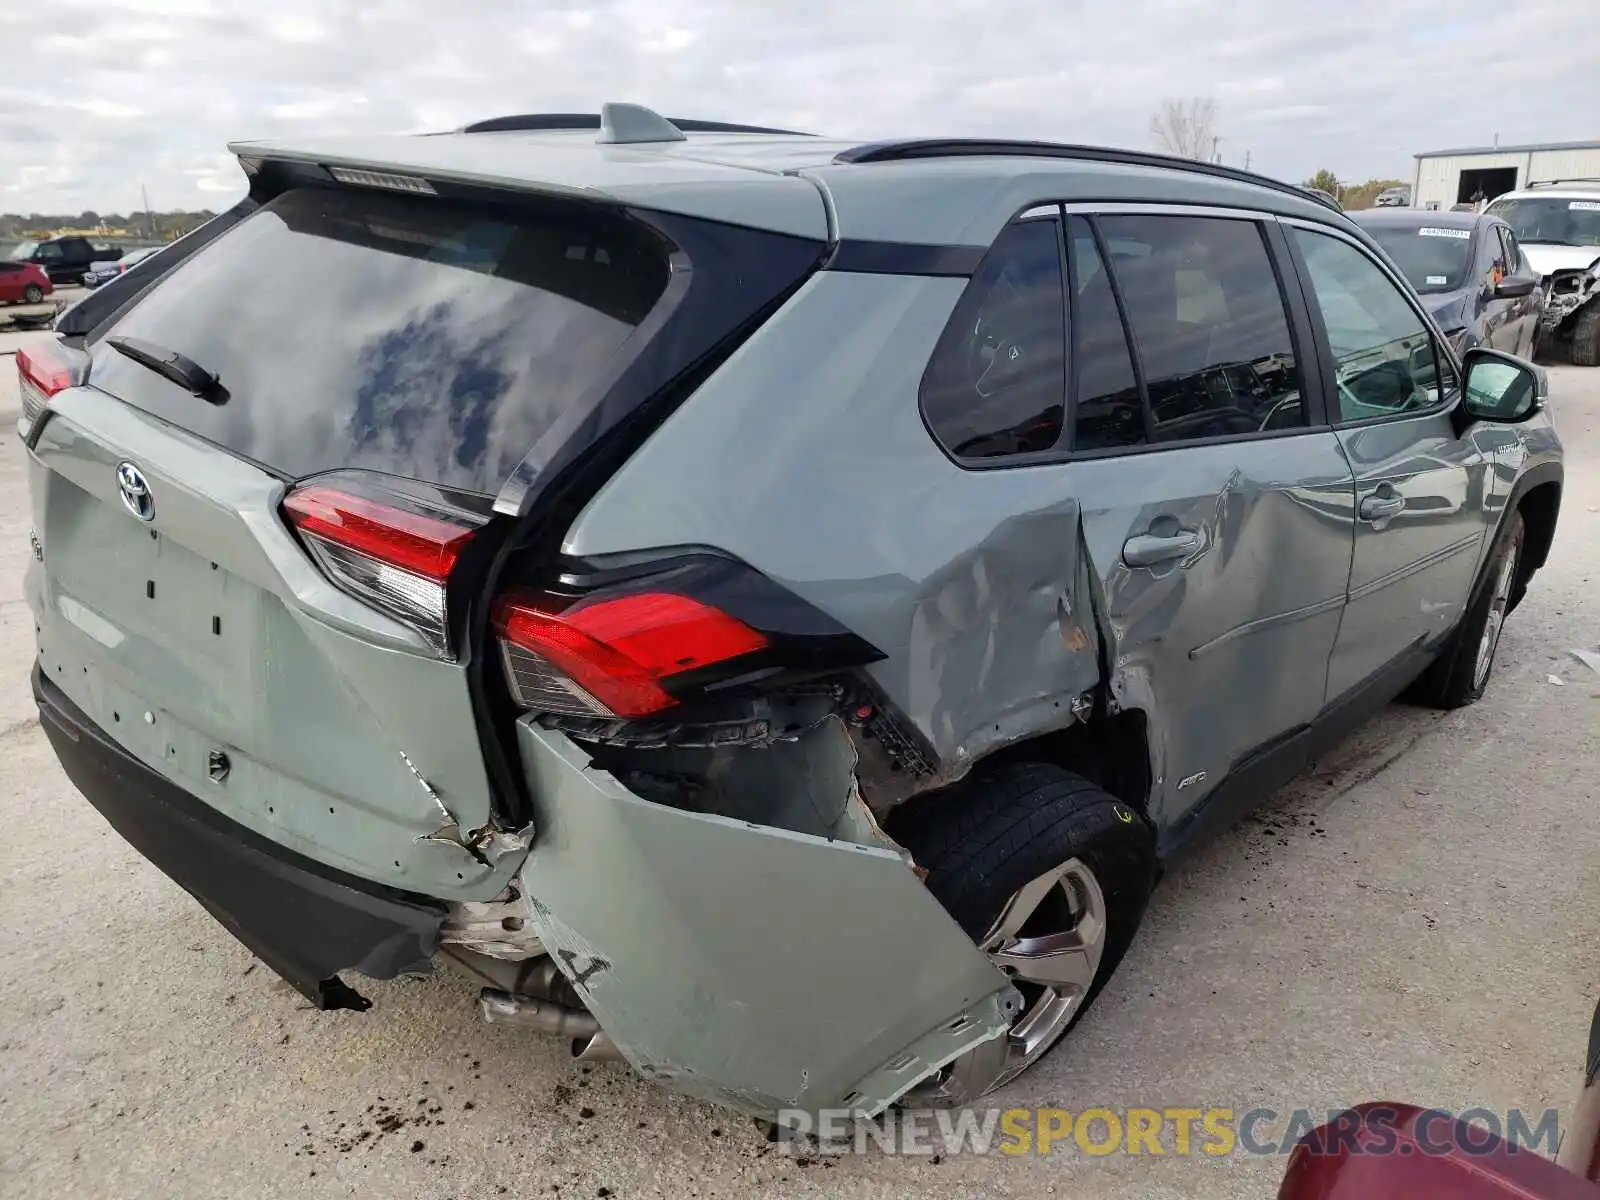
[906,857,1106,1105]
[1473,547,1518,691]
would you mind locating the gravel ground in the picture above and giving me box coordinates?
[1,351,1596,1199]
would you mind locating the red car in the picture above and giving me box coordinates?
[1280,1000,1600,1198]
[0,260,53,305]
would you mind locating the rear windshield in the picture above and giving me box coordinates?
[1364,223,1474,293]
[90,187,671,495]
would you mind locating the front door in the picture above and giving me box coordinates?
[1495,227,1542,357]
[1288,224,1494,699]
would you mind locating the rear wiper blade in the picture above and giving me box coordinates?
[107,335,228,403]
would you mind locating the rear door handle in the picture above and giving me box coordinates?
[1123,530,1202,568]
[1360,493,1406,521]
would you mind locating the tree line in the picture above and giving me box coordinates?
[1,210,218,242]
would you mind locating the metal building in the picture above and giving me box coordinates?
[1413,140,1600,210]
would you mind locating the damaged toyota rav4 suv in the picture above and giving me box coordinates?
[22,104,1562,1120]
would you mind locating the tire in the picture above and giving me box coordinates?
[1410,512,1524,709]
[21,284,42,305]
[889,762,1156,1105]
[1572,306,1600,367]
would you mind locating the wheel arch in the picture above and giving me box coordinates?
[886,708,1157,838]
[1510,470,1561,611]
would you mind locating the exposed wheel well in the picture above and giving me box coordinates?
[1517,482,1559,576]
[887,710,1154,835]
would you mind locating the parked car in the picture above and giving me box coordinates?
[20,103,1564,1123]
[1375,185,1411,207]
[0,259,52,305]
[1278,998,1600,1197]
[1351,208,1543,358]
[4,235,124,284]
[81,245,161,289]
[1485,181,1600,365]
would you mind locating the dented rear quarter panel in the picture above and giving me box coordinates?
[562,271,1107,775]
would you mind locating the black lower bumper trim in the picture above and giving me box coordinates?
[34,666,445,1009]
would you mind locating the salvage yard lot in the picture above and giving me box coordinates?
[0,352,1596,1199]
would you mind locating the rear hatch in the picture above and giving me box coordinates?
[25,167,826,899]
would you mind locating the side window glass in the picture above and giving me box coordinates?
[36,243,63,261]
[1486,227,1509,284]
[1292,228,1447,422]
[921,216,1066,460]
[1066,217,1144,451]
[1497,228,1521,275]
[1098,214,1308,443]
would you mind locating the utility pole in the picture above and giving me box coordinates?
[1211,135,1221,164]
[1243,149,1251,171]
[141,184,152,240]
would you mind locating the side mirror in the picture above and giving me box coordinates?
[1494,274,1538,299]
[1460,347,1546,425]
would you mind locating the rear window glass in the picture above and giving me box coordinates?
[91,187,671,495]
[1363,222,1474,293]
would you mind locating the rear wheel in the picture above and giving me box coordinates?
[1411,513,1524,709]
[1571,306,1600,367]
[890,762,1156,1106]
[22,284,43,304]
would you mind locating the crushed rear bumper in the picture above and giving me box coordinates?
[512,719,1018,1120]
[34,666,445,1009]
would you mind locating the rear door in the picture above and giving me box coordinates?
[1059,207,1355,837]
[1286,222,1493,699]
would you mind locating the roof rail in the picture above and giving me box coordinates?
[834,139,1338,211]
[1526,178,1600,189]
[461,112,813,137]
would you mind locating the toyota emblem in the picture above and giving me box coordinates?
[116,461,154,522]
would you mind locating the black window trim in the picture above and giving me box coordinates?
[1278,215,1464,433]
[919,199,1336,471]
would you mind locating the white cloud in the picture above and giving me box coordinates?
[0,0,1591,215]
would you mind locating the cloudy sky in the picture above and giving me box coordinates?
[2,0,1590,216]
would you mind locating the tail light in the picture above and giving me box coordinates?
[494,591,768,718]
[283,482,482,657]
[16,342,88,425]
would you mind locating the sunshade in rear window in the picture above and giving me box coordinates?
[88,187,671,495]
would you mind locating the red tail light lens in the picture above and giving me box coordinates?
[495,592,769,719]
[16,343,86,424]
[284,486,473,581]
[283,484,479,657]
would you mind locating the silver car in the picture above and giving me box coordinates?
[19,104,1563,1122]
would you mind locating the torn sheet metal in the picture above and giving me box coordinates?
[511,717,1016,1119]
[403,748,532,867]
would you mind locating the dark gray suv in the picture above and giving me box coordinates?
[20,103,1562,1122]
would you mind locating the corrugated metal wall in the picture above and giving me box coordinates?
[1527,148,1600,186]
[1414,148,1600,210]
